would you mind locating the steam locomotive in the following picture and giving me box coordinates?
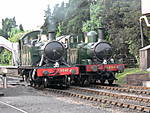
[18,27,125,88]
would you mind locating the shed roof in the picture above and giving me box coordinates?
[140,45,150,51]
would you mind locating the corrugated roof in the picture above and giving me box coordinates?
[140,45,150,51]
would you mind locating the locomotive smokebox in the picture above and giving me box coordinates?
[98,27,105,42]
[94,42,112,61]
[44,41,65,62]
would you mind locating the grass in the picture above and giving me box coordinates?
[0,64,11,66]
[0,64,10,66]
[116,68,150,84]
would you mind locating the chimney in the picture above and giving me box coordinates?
[98,27,105,42]
[48,32,55,41]
[47,16,56,41]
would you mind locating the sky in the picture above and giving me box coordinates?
[0,0,68,30]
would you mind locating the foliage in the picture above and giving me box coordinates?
[0,17,25,65]
[41,5,52,34]
[8,28,25,42]
[19,24,24,31]
[82,1,103,32]
[0,49,12,65]
[42,0,150,67]
[100,0,143,65]
[0,17,17,38]
[42,0,90,36]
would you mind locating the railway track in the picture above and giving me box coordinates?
[5,75,150,112]
[122,85,150,90]
[70,86,150,104]
[42,86,150,113]
[91,85,150,95]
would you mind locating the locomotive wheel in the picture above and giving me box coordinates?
[28,70,39,87]
[100,80,105,84]
[90,80,96,84]
[28,71,34,86]
[25,75,30,83]
[79,79,90,86]
[79,79,84,86]
[108,80,114,85]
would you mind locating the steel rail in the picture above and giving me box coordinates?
[70,86,150,103]
[44,88,150,113]
[91,85,150,95]
[122,85,150,90]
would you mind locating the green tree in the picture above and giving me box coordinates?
[100,0,142,65]
[41,5,52,34]
[19,24,24,31]
[41,0,148,67]
[0,17,17,38]
[61,0,90,35]
[82,1,103,32]
[42,0,90,36]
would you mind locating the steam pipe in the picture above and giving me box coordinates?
[139,16,150,47]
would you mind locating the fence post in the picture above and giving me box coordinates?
[2,74,7,88]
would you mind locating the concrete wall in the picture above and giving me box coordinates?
[126,74,150,86]
[140,48,150,70]
[147,49,150,68]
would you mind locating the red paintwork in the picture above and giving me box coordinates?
[37,67,79,77]
[86,64,125,72]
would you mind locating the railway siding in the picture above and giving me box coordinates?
[92,85,150,95]
[73,86,150,103]
[45,88,150,113]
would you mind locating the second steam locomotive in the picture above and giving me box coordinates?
[18,27,125,88]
